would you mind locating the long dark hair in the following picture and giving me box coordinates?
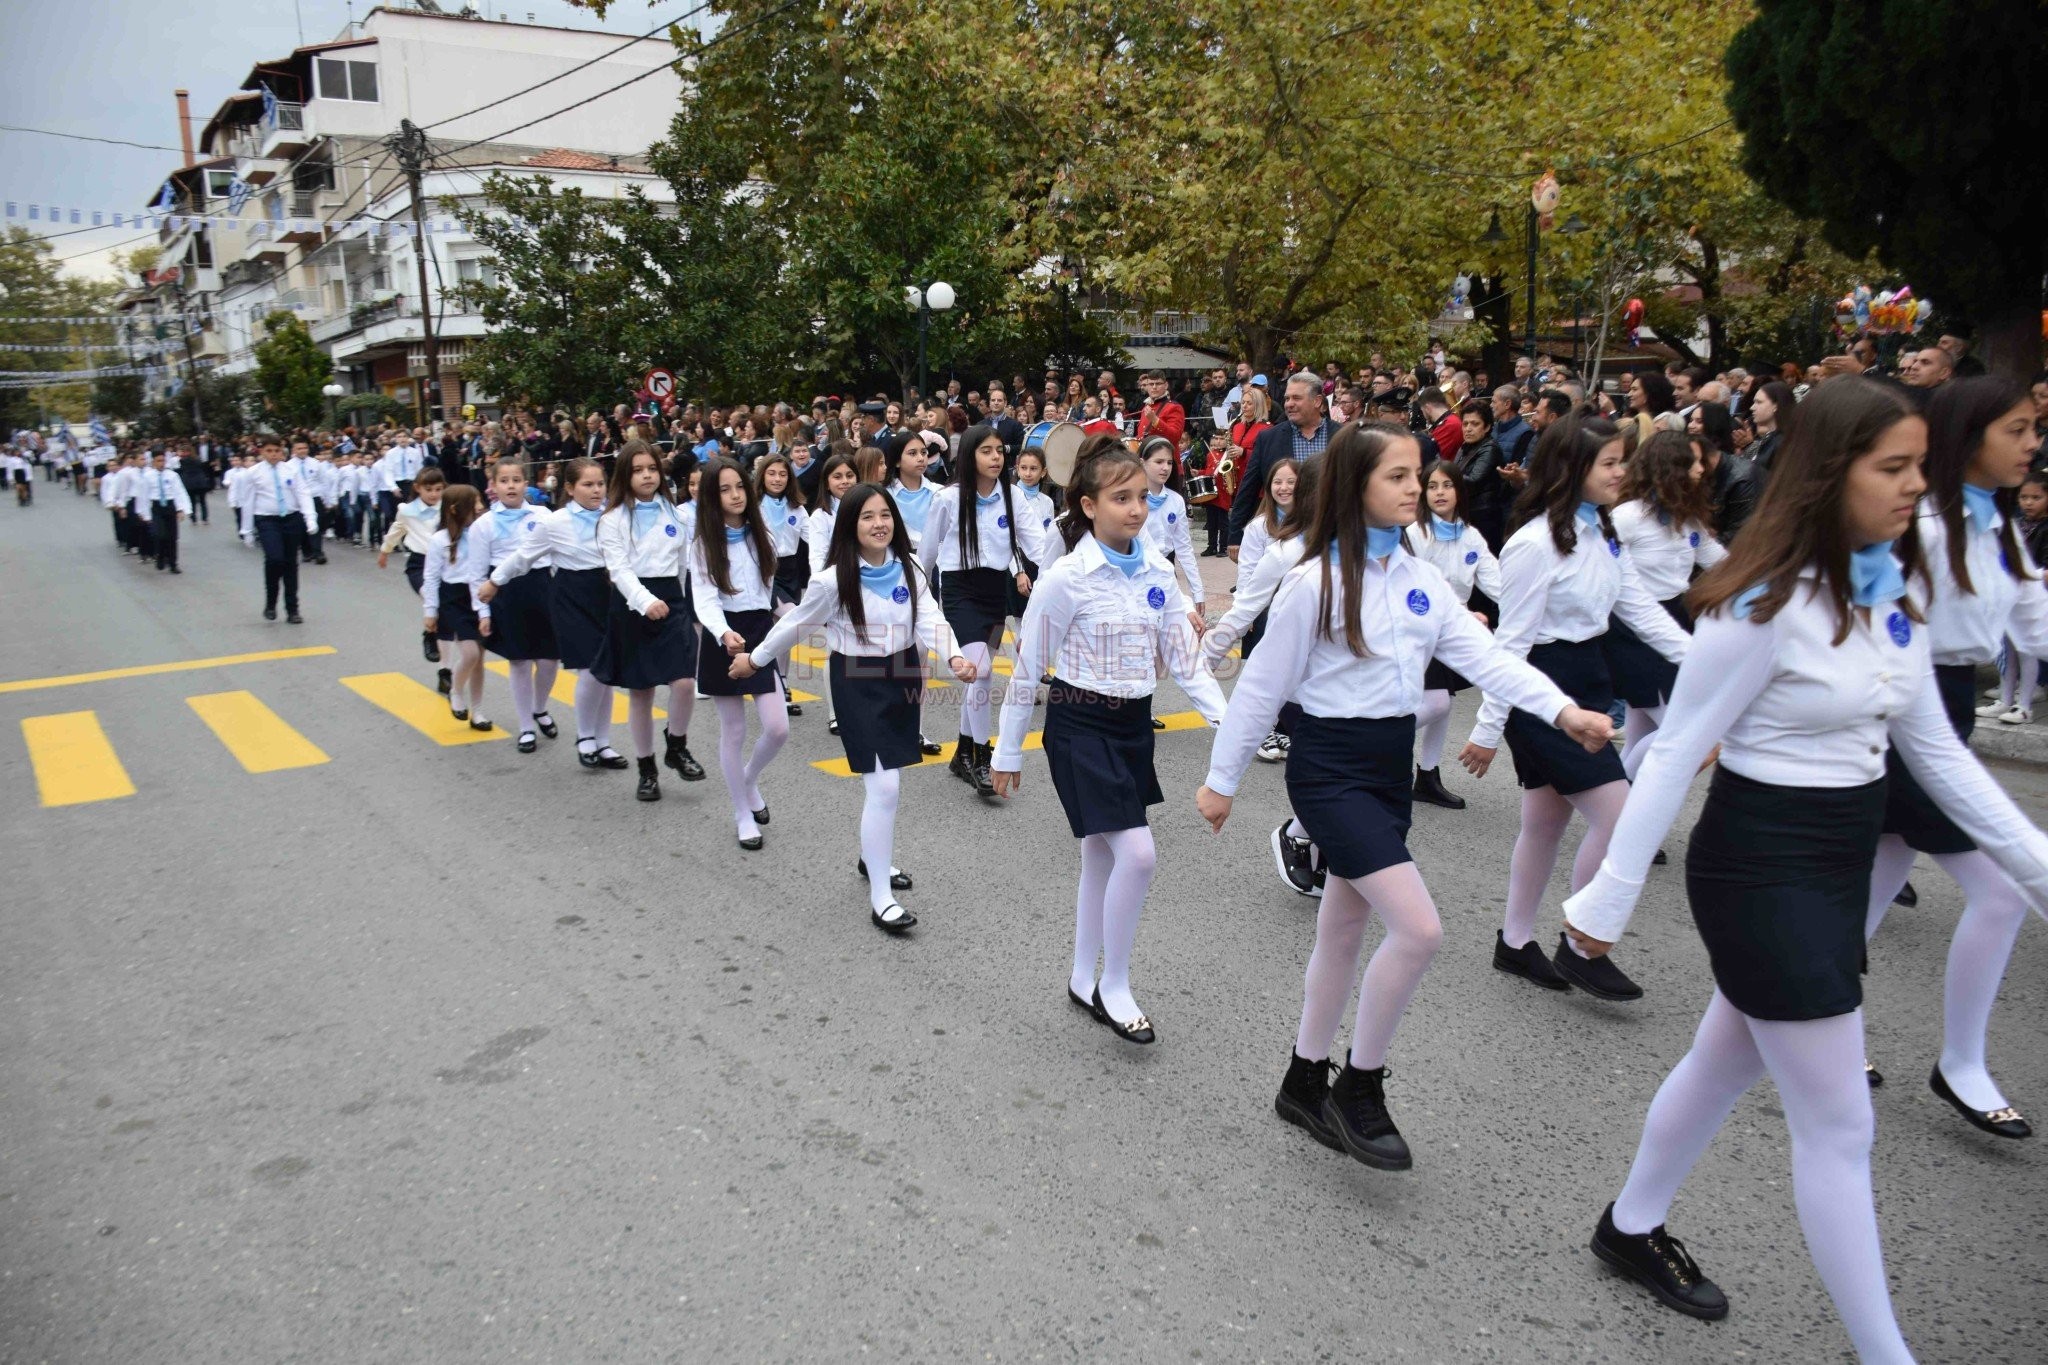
[1752,381,1796,432]
[1137,435,1185,497]
[557,456,603,505]
[1691,377,1926,644]
[1693,401,1735,456]
[829,483,922,645]
[755,451,806,511]
[1510,412,1619,553]
[953,422,1019,567]
[1057,447,1147,552]
[604,440,672,544]
[693,455,777,597]
[1299,420,1420,657]
[438,484,482,562]
[813,449,857,511]
[1406,457,1465,554]
[1635,371,1675,417]
[1922,375,2034,593]
[1624,429,1716,533]
[1257,456,1302,537]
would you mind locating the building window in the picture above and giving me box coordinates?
[454,257,497,291]
[206,170,236,199]
[315,58,379,103]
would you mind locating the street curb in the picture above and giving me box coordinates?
[1966,664,2048,766]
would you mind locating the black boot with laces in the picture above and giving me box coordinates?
[1275,1052,1340,1150]
[1590,1203,1728,1319]
[1321,1060,1411,1170]
[970,740,998,799]
[664,731,706,781]
[636,755,661,802]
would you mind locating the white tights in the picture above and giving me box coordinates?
[1622,702,1665,766]
[1294,861,1443,1069]
[959,641,995,744]
[503,658,561,732]
[1071,826,1157,1024]
[1998,643,2043,710]
[448,640,485,713]
[625,680,697,757]
[571,671,616,754]
[860,765,902,912]
[712,684,789,839]
[1611,991,1914,1364]
[1501,780,1630,954]
[1865,834,2030,1112]
[1414,689,1452,770]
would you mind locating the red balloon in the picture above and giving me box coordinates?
[1623,298,1645,325]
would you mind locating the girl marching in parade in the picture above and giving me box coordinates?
[421,484,494,731]
[481,457,627,769]
[476,459,563,754]
[1460,413,1691,1002]
[742,484,974,928]
[377,464,451,694]
[991,446,1225,1044]
[1404,458,1502,810]
[756,452,810,716]
[1197,422,1608,1167]
[1137,435,1207,643]
[593,440,705,801]
[1560,378,2048,1361]
[886,432,947,755]
[808,450,860,735]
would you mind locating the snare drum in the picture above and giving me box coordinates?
[1186,473,1219,505]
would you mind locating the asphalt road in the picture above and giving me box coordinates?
[3,487,2045,1364]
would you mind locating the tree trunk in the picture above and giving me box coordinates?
[1980,305,2043,382]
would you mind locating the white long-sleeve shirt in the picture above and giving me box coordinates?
[760,495,807,558]
[751,562,961,663]
[1235,515,1281,587]
[238,458,319,531]
[598,498,691,616]
[1563,578,2048,944]
[807,499,840,577]
[1407,519,1502,603]
[1916,498,2048,665]
[1470,514,1692,749]
[1138,488,1204,605]
[921,485,1052,576]
[477,501,549,571]
[1611,499,1726,602]
[99,465,131,509]
[379,497,444,556]
[139,466,191,515]
[991,533,1225,773]
[1204,550,1574,797]
[886,481,939,551]
[491,503,605,581]
[1203,534,1308,667]
[690,530,775,638]
[421,526,492,624]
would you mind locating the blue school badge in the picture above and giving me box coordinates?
[891,585,910,604]
[1886,611,1911,647]
[1609,539,1621,557]
[1167,512,1177,523]
[1689,531,1700,547]
[525,518,537,532]
[1406,589,1430,616]
[664,523,677,537]
[1146,586,1166,609]
[1464,550,1478,564]
[788,514,799,526]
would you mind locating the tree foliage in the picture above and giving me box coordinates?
[0,228,124,430]
[252,310,332,429]
[1727,0,2048,377]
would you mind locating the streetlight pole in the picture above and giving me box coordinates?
[905,280,955,403]
[1483,199,1587,364]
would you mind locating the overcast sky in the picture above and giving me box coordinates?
[0,0,705,284]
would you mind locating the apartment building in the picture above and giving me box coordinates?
[119,4,683,422]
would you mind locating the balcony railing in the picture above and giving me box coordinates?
[265,101,305,135]
[1086,309,1211,338]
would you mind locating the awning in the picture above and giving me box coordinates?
[1120,342,1232,373]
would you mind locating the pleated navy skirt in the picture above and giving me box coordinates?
[1602,595,1692,708]
[1042,685,1160,837]
[697,607,780,697]
[1688,765,1886,1020]
[773,552,810,606]
[1503,638,1625,793]
[435,580,483,643]
[831,648,925,773]
[942,567,1010,651]
[1881,662,1977,854]
[484,569,558,661]
[592,575,697,690]
[1286,713,1418,878]
[548,566,609,671]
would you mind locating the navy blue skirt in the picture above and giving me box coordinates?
[1881,662,1977,854]
[435,580,482,643]
[1688,766,1886,1020]
[1286,713,1417,879]
[403,550,426,597]
[1602,595,1692,708]
[1422,586,1497,693]
[773,551,810,606]
[484,568,558,661]
[592,575,697,690]
[942,567,1010,651]
[697,607,780,697]
[548,566,608,672]
[1042,685,1160,837]
[1503,638,1624,793]
[831,648,925,773]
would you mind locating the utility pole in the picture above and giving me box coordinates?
[172,272,206,434]
[387,119,442,427]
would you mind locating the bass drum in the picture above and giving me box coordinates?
[1023,420,1086,488]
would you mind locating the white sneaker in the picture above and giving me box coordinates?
[2000,706,2033,726]
[1977,700,2010,718]
[1256,730,1288,762]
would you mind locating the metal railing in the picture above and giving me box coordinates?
[265,101,305,135]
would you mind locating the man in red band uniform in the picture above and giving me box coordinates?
[1133,370,1186,447]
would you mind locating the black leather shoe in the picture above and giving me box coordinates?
[1069,986,1104,1020]
[948,735,975,785]
[468,716,493,732]
[1893,880,1918,907]
[314,554,328,565]
[785,701,803,717]
[1270,822,1320,897]
[663,733,706,781]
[286,612,303,625]
[872,902,917,933]
[1150,715,1167,730]
[828,718,840,735]
[1591,1204,1728,1320]
[919,734,943,756]
[1652,847,1668,865]
[598,748,630,770]
[449,707,469,722]
[533,713,558,739]
[738,832,764,851]
[1931,1066,2032,1138]
[1412,765,1466,810]
[753,806,770,826]
[517,731,537,753]
[263,607,277,621]
[971,742,998,800]
[1322,1062,1410,1169]
[578,743,603,769]
[1093,987,1155,1045]
[1551,934,1643,1001]
[1493,932,1570,990]
[422,632,440,663]
[858,859,913,891]
[636,756,661,802]
[1865,1059,1885,1089]
[436,668,452,695]
[1275,1052,1341,1150]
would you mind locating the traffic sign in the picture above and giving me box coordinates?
[643,368,675,400]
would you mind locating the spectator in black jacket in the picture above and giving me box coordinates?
[1453,398,1509,551]
[1688,403,1758,544]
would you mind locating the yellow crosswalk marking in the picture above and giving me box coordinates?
[340,673,508,746]
[808,710,1208,777]
[0,646,336,695]
[482,661,818,714]
[21,711,135,806]
[187,691,329,773]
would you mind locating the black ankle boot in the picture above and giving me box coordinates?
[422,630,441,663]
[1275,1052,1340,1150]
[664,731,706,781]
[1321,1061,1411,1170]
[1412,765,1466,810]
[948,734,976,785]
[636,755,661,802]
[970,740,997,799]
[1590,1204,1729,1319]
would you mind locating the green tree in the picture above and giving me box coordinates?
[251,310,331,428]
[91,373,146,422]
[1727,0,2048,377]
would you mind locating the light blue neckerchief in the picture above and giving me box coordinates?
[723,523,748,543]
[1850,541,1906,607]
[1145,491,1169,513]
[1430,517,1462,542]
[894,483,935,535]
[631,499,663,535]
[568,504,602,539]
[1574,500,1603,529]
[976,490,1001,509]
[1366,525,1402,559]
[1098,537,1145,578]
[1961,483,1999,533]
[761,494,788,525]
[858,558,905,597]
[491,503,527,533]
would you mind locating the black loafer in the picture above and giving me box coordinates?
[1493,932,1570,990]
[468,716,494,732]
[1893,881,1918,907]
[1322,1062,1410,1169]
[517,731,537,753]
[1551,934,1643,1001]
[738,833,764,851]
[858,859,913,891]
[450,707,469,722]
[533,713,558,739]
[872,902,917,933]
[1069,986,1104,1020]
[1275,1053,1342,1151]
[262,607,277,621]
[1866,1059,1885,1089]
[1931,1066,2032,1138]
[919,735,943,756]
[1093,988,1155,1045]
[1411,765,1467,810]
[1590,1204,1729,1320]
[786,702,803,717]
[753,806,770,826]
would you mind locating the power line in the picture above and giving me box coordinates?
[420,1,716,130]
[0,124,193,155]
